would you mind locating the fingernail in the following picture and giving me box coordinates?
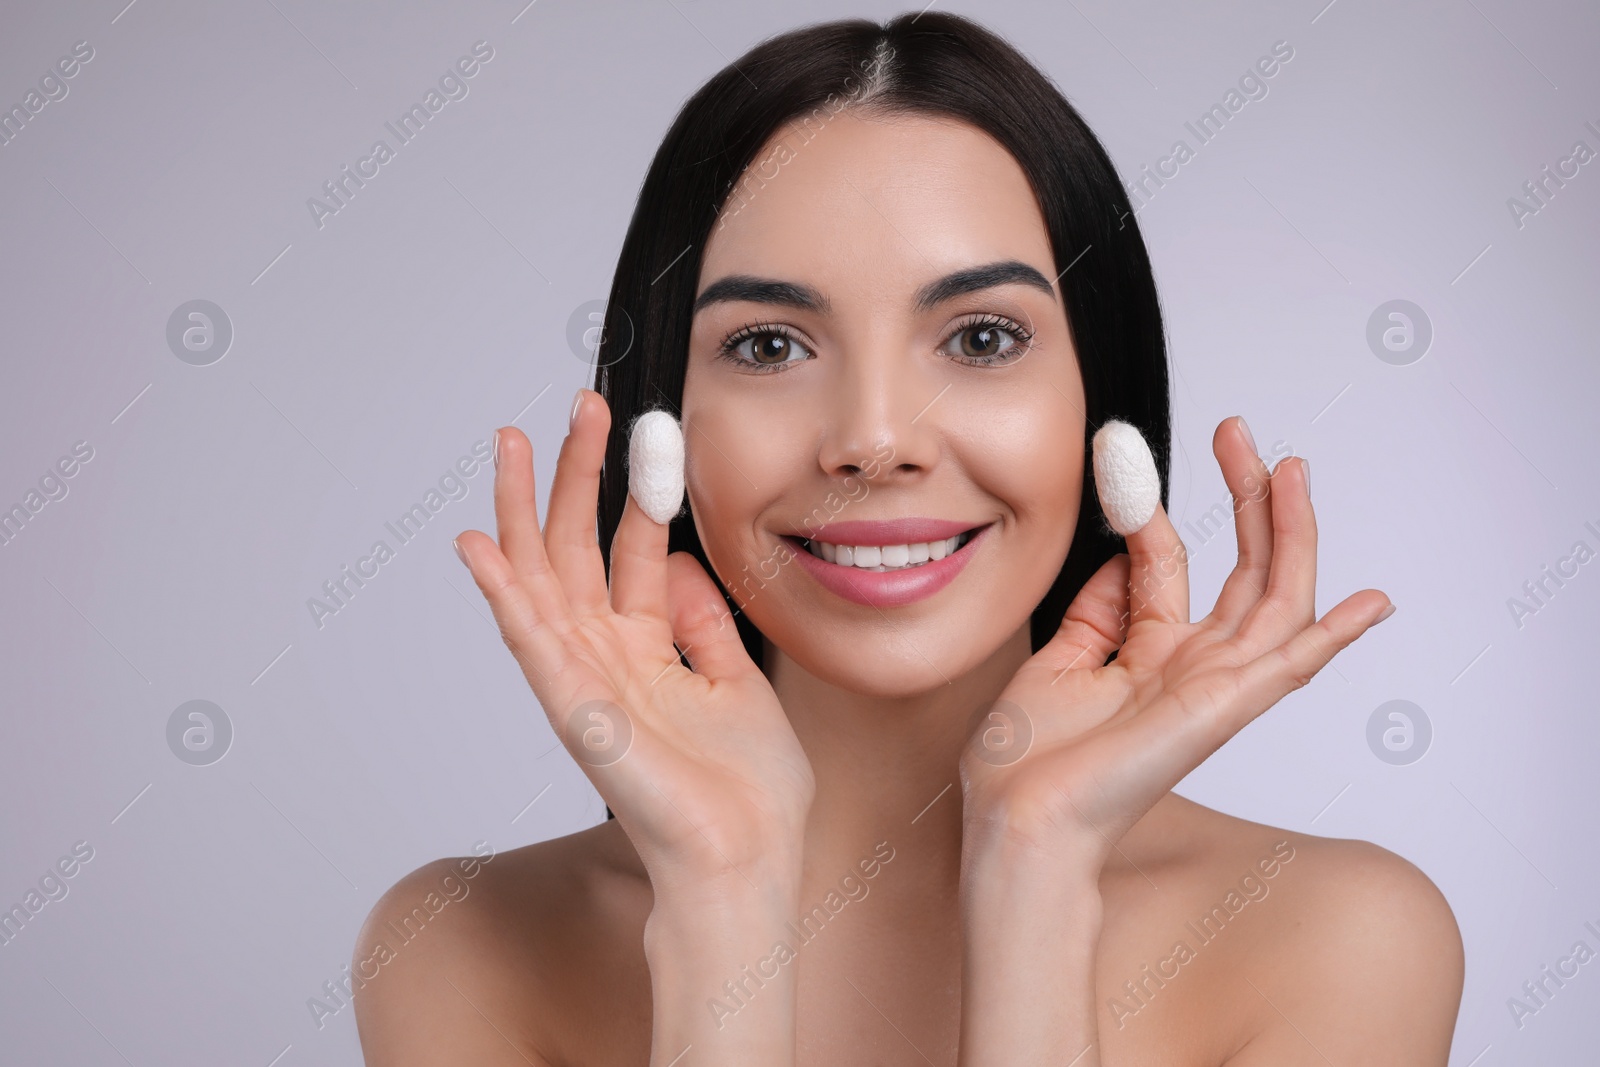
[492,430,501,471]
[570,388,585,431]
[1301,458,1310,494]
[1092,420,1160,536]
[453,537,468,567]
[628,409,685,524]
[1374,602,1395,624]
[1236,416,1257,455]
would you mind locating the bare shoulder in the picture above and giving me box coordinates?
[351,820,652,1066]
[1118,795,1464,1065]
[1232,818,1464,1064]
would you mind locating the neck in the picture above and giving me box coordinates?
[763,624,1034,900]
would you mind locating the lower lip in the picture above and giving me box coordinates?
[786,525,991,608]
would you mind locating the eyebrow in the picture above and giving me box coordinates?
[692,259,1057,316]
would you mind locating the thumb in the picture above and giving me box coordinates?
[1038,552,1131,674]
[666,551,757,682]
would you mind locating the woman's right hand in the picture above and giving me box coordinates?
[453,389,815,890]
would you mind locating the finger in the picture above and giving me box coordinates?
[454,529,575,701]
[542,389,612,617]
[1036,553,1130,676]
[1092,419,1187,625]
[1227,589,1391,734]
[1207,417,1275,630]
[610,411,683,619]
[1233,455,1315,652]
[490,428,577,636]
[1114,589,1393,793]
[1124,500,1190,626]
[666,552,758,683]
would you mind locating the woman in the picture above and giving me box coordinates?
[353,12,1463,1064]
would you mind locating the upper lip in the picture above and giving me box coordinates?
[786,518,989,546]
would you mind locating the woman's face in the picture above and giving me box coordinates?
[681,110,1086,698]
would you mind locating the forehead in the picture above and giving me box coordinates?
[698,112,1055,304]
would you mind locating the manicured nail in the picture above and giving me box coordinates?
[1092,419,1160,536]
[628,409,685,524]
[492,429,501,471]
[453,537,468,567]
[570,388,585,431]
[1236,416,1257,456]
[1374,602,1395,624]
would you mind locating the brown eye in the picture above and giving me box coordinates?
[750,333,795,364]
[941,317,1032,366]
[718,324,815,374]
[960,325,1010,360]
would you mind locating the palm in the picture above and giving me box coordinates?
[961,418,1393,862]
[454,395,813,882]
[556,608,813,869]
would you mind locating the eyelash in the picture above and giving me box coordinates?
[715,314,1037,374]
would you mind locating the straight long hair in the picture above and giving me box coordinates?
[592,11,1171,676]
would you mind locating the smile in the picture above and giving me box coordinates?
[798,529,977,571]
[781,519,993,608]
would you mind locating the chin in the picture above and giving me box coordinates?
[750,579,1032,701]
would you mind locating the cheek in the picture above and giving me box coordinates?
[978,407,1084,608]
[683,404,801,569]
[952,394,1084,523]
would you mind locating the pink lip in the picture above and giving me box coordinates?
[786,522,992,608]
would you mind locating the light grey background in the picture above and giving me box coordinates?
[1,0,1595,1062]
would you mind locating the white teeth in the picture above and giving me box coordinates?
[801,532,973,571]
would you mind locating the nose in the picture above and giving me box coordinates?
[814,342,942,483]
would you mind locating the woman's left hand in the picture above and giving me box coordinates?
[959,416,1394,863]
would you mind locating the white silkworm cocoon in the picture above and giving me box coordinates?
[1092,419,1159,536]
[628,410,685,525]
